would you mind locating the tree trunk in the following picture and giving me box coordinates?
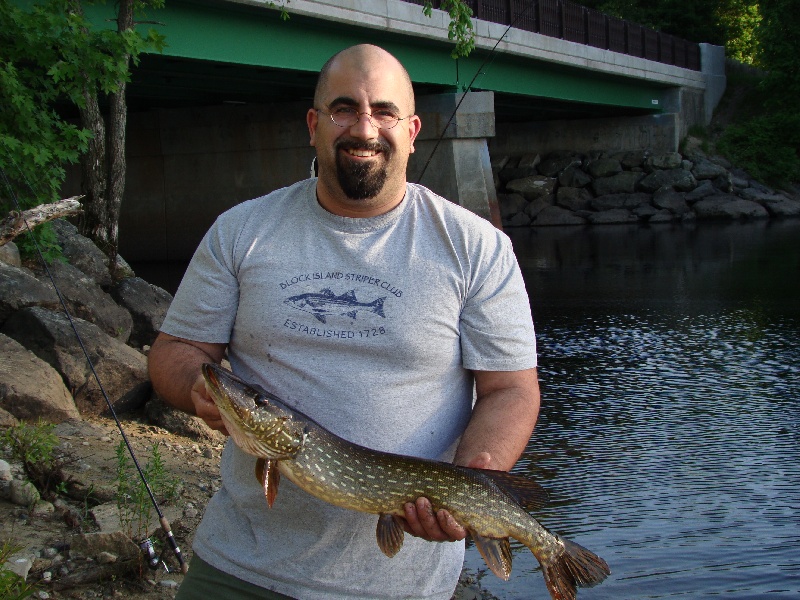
[76,0,134,274]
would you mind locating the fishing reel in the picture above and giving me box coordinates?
[140,537,171,573]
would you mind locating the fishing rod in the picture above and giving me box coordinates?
[0,156,188,575]
[415,1,536,186]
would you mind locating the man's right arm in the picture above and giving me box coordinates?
[148,332,228,432]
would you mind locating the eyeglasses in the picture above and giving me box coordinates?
[316,107,408,130]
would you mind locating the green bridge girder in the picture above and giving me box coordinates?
[81,0,667,120]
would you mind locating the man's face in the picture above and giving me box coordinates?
[308,50,421,216]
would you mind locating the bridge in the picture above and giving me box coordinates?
[70,0,725,272]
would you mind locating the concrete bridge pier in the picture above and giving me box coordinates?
[410,92,501,227]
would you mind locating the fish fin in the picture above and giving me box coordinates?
[470,468,550,511]
[312,312,327,323]
[255,458,281,508]
[471,533,513,581]
[376,513,404,558]
[542,538,611,600]
[319,288,336,297]
[371,297,386,318]
[346,311,358,320]
[340,290,358,301]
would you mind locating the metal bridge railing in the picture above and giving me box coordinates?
[404,0,701,71]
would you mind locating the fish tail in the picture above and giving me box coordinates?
[370,297,386,318]
[540,539,610,600]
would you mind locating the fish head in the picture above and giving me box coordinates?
[202,363,306,460]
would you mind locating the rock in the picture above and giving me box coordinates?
[639,169,697,193]
[591,192,651,211]
[0,262,60,326]
[691,157,729,180]
[0,333,79,422]
[558,165,592,188]
[712,172,734,193]
[34,261,133,342]
[556,187,592,212]
[537,154,582,177]
[632,204,659,219]
[7,556,33,579]
[616,150,647,169]
[0,241,21,267]
[10,479,41,506]
[586,157,622,179]
[592,171,643,196]
[648,210,677,223]
[50,220,113,289]
[653,189,690,215]
[645,152,683,170]
[497,193,528,220]
[506,212,531,227]
[523,197,552,220]
[586,209,639,224]
[32,500,55,517]
[69,531,139,563]
[0,459,11,481]
[110,277,173,349]
[497,165,539,185]
[693,195,770,220]
[1,307,149,416]
[686,180,716,202]
[506,176,557,201]
[532,206,586,226]
[759,196,800,217]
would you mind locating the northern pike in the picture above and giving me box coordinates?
[202,363,610,600]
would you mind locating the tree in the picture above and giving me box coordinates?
[0,0,164,265]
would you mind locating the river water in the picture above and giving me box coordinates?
[463,219,800,599]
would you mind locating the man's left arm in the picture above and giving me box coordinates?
[402,367,540,541]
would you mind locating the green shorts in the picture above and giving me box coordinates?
[175,554,296,600]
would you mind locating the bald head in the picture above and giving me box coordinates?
[314,44,415,114]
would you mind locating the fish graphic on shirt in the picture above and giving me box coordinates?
[284,288,386,323]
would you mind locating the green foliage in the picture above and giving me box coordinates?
[1,420,69,498]
[423,0,475,58]
[579,0,761,64]
[719,112,800,188]
[115,441,180,540]
[0,541,37,600]
[0,0,165,220]
[12,221,64,263]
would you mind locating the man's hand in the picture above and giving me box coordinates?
[400,452,493,542]
[190,374,228,435]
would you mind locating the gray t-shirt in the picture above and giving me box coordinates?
[161,179,537,599]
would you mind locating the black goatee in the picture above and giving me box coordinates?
[335,139,392,200]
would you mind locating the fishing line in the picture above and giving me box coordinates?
[416,1,536,185]
[0,151,187,574]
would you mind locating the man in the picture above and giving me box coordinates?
[148,44,539,600]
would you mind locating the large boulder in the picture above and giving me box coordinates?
[693,195,770,220]
[592,171,643,196]
[639,169,697,193]
[645,152,683,171]
[586,157,622,179]
[653,189,690,215]
[586,209,639,224]
[591,192,651,211]
[111,277,173,349]
[537,154,582,177]
[0,262,60,326]
[35,260,133,342]
[532,206,586,226]
[556,187,592,212]
[0,333,80,423]
[1,307,149,416]
[51,220,114,289]
[506,176,557,201]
